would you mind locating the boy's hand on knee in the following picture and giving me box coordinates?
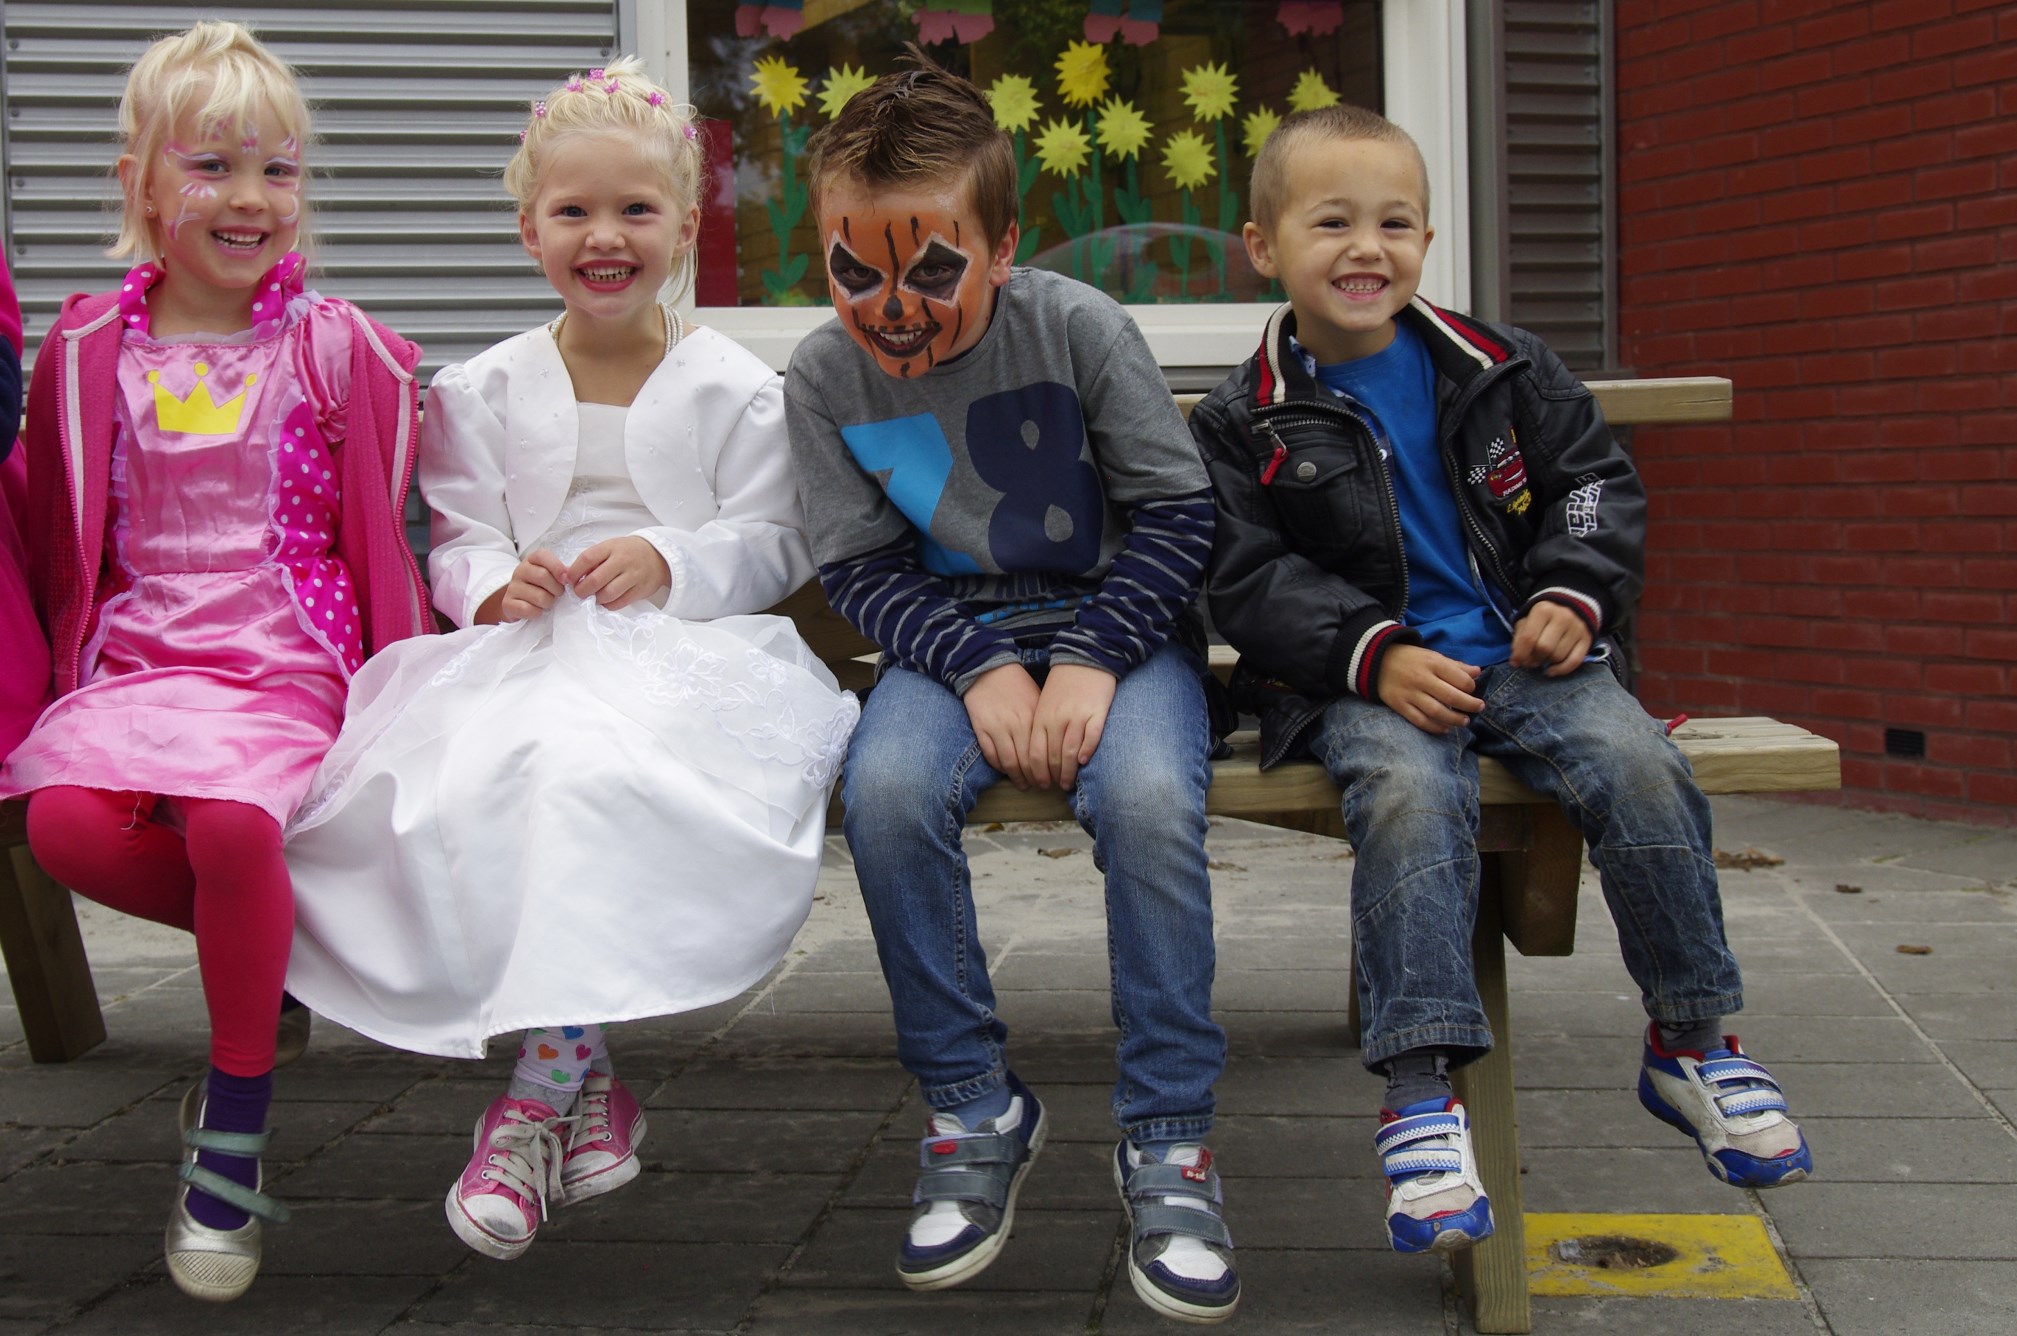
[964,663,1042,789]
[1376,645,1483,735]
[1028,664,1116,791]
[479,549,570,624]
[1510,602,1593,677]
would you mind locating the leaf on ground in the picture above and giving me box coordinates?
[1713,847,1784,870]
[1895,944,1933,955]
[1038,847,1080,859]
[1834,883,1863,894]
[1207,860,1246,873]
[982,822,1005,832]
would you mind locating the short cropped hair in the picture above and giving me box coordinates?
[113,21,313,262]
[505,55,708,302]
[1249,104,1430,231]
[804,49,1017,251]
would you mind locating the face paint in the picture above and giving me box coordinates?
[264,154,302,225]
[823,202,989,378]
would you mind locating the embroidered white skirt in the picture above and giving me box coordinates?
[283,591,858,1058]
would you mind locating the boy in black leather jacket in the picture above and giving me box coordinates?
[1189,105,1811,1258]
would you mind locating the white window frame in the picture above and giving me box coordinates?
[633,0,1467,370]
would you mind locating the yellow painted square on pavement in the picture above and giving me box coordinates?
[1525,1212,1798,1300]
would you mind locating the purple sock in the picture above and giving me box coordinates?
[185,1067,272,1232]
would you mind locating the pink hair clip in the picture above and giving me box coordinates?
[647,90,667,107]
[565,74,583,92]
[603,78,621,93]
[517,128,528,142]
[683,123,698,141]
[588,67,605,79]
[532,100,548,117]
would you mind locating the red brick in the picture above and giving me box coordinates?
[1858,656,1924,689]
[1660,40,1729,83]
[1957,195,2017,230]
[1838,454,1919,484]
[1729,159,1801,195]
[1834,245,1912,281]
[1809,621,1886,653]
[1693,1,1765,43]
[1917,160,2000,199]
[1928,732,2011,769]
[1832,312,1916,348]
[1797,285,1873,319]
[1883,692,1967,727]
[1926,663,2009,697]
[1932,379,2001,414]
[1834,103,1914,144]
[1880,485,1964,517]
[1961,413,2017,445]
[1872,0,1947,31]
[1873,203,1955,240]
[1965,697,2017,732]
[1837,383,1897,417]
[1872,62,1952,104]
[1812,687,1882,718]
[1874,132,1953,173]
[1961,485,2017,517]
[1798,351,1876,383]
[1881,761,1966,800]
[1917,232,2000,271]
[1951,42,2017,88]
[1727,91,1800,132]
[1792,77,1873,119]
[1760,254,1836,290]
[1965,772,2017,810]
[1876,273,1957,310]
[1968,627,2017,659]
[1834,33,1914,77]
[1913,13,1999,59]
[1882,417,1961,449]
[1810,488,1885,518]
[1884,556,1965,585]
[1914,306,2000,341]
[1925,588,2006,620]
[1925,520,2008,553]
[1758,49,1834,91]
[1760,119,1834,157]
[1760,185,1837,223]
[1916,87,1999,131]
[1797,214,1874,249]
[1694,131,1763,170]
[1656,171,1734,209]
[1879,345,1960,378]
[1795,6,1870,45]
[1768,454,1841,484]
[1965,558,2017,589]
[1845,522,1927,552]
[1835,173,1914,212]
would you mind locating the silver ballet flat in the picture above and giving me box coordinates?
[164,1084,289,1302]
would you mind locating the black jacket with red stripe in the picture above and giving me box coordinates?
[1189,298,1647,766]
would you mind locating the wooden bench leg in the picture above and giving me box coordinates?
[1450,873,1531,1334]
[0,840,107,1062]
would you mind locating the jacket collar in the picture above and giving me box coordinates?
[1250,296,1515,409]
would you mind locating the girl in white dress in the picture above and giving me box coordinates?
[283,57,858,1261]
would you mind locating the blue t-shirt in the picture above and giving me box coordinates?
[1314,324,1513,667]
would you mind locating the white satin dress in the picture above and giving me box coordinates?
[284,341,857,1059]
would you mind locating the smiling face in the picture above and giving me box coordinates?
[519,130,699,330]
[816,175,1016,378]
[121,106,302,309]
[1242,135,1433,365]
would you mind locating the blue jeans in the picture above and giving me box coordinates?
[1308,662,1742,1071]
[841,643,1223,1143]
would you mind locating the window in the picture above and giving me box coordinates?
[636,0,1470,369]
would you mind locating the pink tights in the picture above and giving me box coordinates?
[26,786,292,1076]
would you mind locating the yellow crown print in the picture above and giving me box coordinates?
[148,363,256,436]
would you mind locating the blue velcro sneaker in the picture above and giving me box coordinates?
[898,1073,1046,1290]
[1374,1098,1494,1254]
[1113,1141,1240,1324]
[1639,1025,1813,1187]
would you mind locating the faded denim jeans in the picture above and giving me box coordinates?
[1308,661,1743,1071]
[841,643,1224,1143]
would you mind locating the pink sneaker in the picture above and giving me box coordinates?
[560,1074,646,1204]
[445,1095,568,1260]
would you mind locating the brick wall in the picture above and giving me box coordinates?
[1614,0,2017,822]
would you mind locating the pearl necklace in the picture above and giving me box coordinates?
[548,303,683,357]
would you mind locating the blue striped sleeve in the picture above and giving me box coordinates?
[1047,488,1214,676]
[818,539,1019,694]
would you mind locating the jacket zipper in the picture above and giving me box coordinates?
[1436,358,1528,603]
[1254,399,1408,620]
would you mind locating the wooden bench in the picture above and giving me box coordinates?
[0,374,1838,1333]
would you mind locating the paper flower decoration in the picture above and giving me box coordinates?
[1243,105,1283,159]
[817,63,875,120]
[735,2,805,40]
[1055,40,1111,108]
[1277,2,1344,37]
[750,55,809,118]
[988,74,1041,133]
[1034,116,1093,178]
[1288,69,1341,113]
[1161,129,1215,190]
[1180,62,1239,122]
[1095,97,1152,161]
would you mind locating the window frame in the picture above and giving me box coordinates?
[632,0,1468,370]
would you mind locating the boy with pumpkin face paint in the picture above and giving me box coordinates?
[784,54,1241,1325]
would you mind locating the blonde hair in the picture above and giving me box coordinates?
[112,21,313,263]
[1249,104,1429,231]
[505,56,707,304]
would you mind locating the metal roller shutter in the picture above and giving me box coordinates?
[1501,0,1614,374]
[2,0,619,375]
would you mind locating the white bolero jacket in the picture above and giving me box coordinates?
[420,324,814,629]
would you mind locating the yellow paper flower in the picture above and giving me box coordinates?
[1180,62,1239,122]
[1033,116,1092,178]
[750,55,808,118]
[816,63,875,120]
[1055,40,1111,108]
[1161,129,1215,191]
[1242,105,1282,159]
[1288,69,1341,113]
[988,73,1041,133]
[1095,97,1152,161]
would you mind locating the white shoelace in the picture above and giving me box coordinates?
[483,1108,571,1221]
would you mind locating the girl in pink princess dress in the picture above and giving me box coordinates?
[0,251,47,762]
[0,22,430,1302]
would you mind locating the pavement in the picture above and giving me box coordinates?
[2,795,2014,1335]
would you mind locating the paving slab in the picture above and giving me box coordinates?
[410,1241,787,1330]
[1801,1258,2017,1336]
[1766,1182,2017,1259]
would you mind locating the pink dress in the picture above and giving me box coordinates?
[2,257,364,826]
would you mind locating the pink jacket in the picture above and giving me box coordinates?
[22,290,432,695]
